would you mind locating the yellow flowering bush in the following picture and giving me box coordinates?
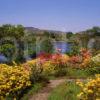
[80,57,91,68]
[84,54,100,75]
[43,61,55,74]
[23,59,49,83]
[76,74,100,100]
[22,59,38,71]
[0,64,31,99]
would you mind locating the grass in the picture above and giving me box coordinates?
[21,82,46,100]
[48,82,81,100]
[66,68,91,79]
[48,68,92,79]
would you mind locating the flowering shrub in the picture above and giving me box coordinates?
[38,52,52,60]
[83,53,100,75]
[76,74,100,100]
[23,59,50,83]
[43,61,55,74]
[0,64,31,99]
[23,59,38,70]
[80,57,91,68]
[80,48,92,60]
[51,53,69,66]
[68,56,81,64]
[51,54,69,76]
[91,53,100,66]
[36,53,69,74]
[80,49,91,67]
[67,49,93,68]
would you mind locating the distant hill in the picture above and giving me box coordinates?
[24,27,66,34]
[24,27,41,33]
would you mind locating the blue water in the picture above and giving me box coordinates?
[0,54,8,63]
[53,41,71,53]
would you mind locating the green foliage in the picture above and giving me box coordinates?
[21,83,46,100]
[30,64,49,84]
[43,31,50,37]
[48,82,80,100]
[66,68,89,78]
[0,24,24,39]
[0,43,15,62]
[67,40,80,56]
[50,32,56,38]
[66,32,73,39]
[87,26,100,36]
[54,68,67,77]
[40,38,54,53]
[0,24,25,63]
[86,66,100,75]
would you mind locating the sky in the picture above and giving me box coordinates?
[0,0,100,32]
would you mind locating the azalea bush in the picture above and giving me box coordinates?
[91,53,100,66]
[0,64,31,99]
[76,74,100,100]
[67,48,93,68]
[51,53,69,76]
[42,61,55,75]
[51,53,69,66]
[23,59,49,83]
[80,49,92,68]
[37,52,69,76]
[85,53,100,75]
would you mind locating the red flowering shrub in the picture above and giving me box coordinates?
[37,52,69,66]
[68,56,81,64]
[38,52,52,60]
[51,53,69,66]
[67,48,92,68]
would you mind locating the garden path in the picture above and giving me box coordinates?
[29,78,65,100]
[29,78,86,100]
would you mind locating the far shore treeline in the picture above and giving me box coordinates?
[0,24,100,63]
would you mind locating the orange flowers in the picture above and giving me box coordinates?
[68,56,81,64]
[67,48,93,68]
[80,48,92,60]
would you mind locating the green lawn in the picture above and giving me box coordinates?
[48,82,81,100]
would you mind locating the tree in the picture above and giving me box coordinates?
[66,32,73,39]
[0,24,25,63]
[86,26,100,37]
[43,31,50,38]
[40,38,54,54]
[68,39,80,56]
[92,27,100,36]
[50,32,56,39]
[0,43,15,62]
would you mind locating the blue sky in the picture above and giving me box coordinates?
[0,0,100,32]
